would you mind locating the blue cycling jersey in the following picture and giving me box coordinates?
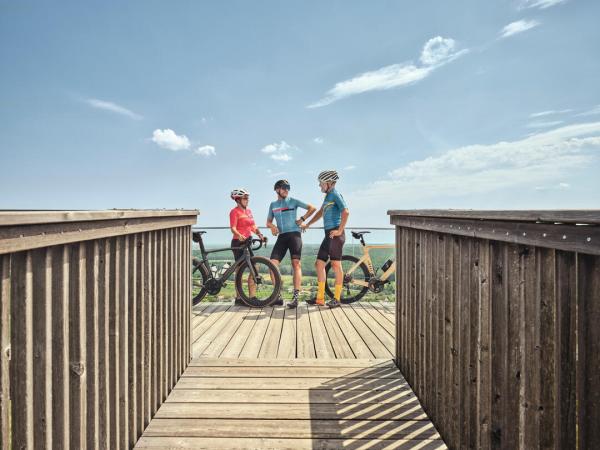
[267,197,309,234]
[322,189,347,230]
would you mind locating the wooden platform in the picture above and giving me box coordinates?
[190,301,397,359]
[135,358,447,449]
[135,302,447,449]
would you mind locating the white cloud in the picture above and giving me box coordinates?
[519,0,568,9]
[344,165,356,171]
[527,120,564,128]
[308,36,468,108]
[420,37,460,66]
[576,105,600,117]
[260,141,297,162]
[353,122,600,204]
[271,153,292,162]
[529,109,572,118]
[194,145,216,157]
[500,20,541,39]
[313,137,324,144]
[86,98,142,120]
[151,129,191,151]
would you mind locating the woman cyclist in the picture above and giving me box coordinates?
[229,188,266,305]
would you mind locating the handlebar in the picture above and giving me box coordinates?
[250,237,267,251]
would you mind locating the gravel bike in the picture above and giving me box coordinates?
[324,231,395,303]
[192,231,282,307]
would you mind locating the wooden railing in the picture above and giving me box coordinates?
[0,210,198,449]
[389,210,600,450]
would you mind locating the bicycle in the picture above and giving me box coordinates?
[191,231,282,307]
[324,231,395,303]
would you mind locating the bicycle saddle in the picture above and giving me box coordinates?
[351,231,371,239]
[192,230,207,243]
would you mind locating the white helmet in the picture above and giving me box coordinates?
[231,188,249,200]
[318,170,339,183]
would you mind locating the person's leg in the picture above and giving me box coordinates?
[231,239,245,305]
[327,231,346,308]
[309,234,330,306]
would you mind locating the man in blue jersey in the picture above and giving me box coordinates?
[301,170,349,308]
[267,179,316,308]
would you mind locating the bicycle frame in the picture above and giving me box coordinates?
[346,243,396,287]
[194,234,258,284]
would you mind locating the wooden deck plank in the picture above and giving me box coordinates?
[258,306,285,358]
[350,303,396,354]
[135,436,447,449]
[341,304,394,358]
[174,377,408,391]
[154,402,428,420]
[306,305,336,358]
[329,306,374,358]
[165,388,416,404]
[198,307,251,358]
[319,306,355,358]
[191,304,230,343]
[182,366,404,379]
[192,306,243,358]
[296,305,316,359]
[358,302,396,337]
[238,307,273,359]
[277,305,297,359]
[189,358,394,368]
[219,308,262,358]
[141,418,442,440]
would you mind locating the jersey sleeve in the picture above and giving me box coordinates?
[334,192,348,210]
[267,203,274,221]
[294,198,309,210]
[229,209,238,228]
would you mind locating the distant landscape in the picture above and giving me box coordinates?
[192,243,396,303]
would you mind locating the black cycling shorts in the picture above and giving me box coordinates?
[317,228,345,262]
[270,232,303,261]
[231,238,252,261]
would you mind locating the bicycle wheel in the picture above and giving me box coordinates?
[235,256,282,307]
[325,255,370,304]
[192,258,211,306]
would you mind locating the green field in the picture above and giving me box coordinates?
[192,243,396,303]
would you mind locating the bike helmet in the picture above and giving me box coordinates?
[231,188,249,200]
[274,179,290,190]
[318,170,339,183]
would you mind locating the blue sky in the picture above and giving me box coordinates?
[1,0,599,228]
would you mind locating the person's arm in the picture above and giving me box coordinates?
[295,201,317,226]
[266,207,279,236]
[330,208,349,238]
[301,206,323,231]
[252,223,266,241]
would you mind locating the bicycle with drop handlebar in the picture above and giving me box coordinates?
[192,231,282,307]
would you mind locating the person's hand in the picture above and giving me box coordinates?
[270,225,279,236]
[300,223,309,233]
[295,217,305,226]
[237,235,247,241]
[329,229,343,239]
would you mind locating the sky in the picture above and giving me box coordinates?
[1,0,599,230]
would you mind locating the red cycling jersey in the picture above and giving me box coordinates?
[229,206,256,239]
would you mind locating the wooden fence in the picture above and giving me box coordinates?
[0,210,198,449]
[389,210,600,450]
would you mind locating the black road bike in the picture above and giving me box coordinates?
[192,231,282,307]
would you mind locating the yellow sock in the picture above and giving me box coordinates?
[334,284,343,302]
[317,281,325,304]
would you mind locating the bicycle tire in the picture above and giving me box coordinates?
[192,259,211,306]
[325,255,370,304]
[235,256,282,307]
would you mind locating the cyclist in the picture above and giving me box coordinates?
[266,179,316,309]
[230,188,266,305]
[301,170,349,308]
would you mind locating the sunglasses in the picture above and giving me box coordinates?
[278,185,290,191]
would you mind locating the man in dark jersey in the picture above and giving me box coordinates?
[267,179,316,308]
